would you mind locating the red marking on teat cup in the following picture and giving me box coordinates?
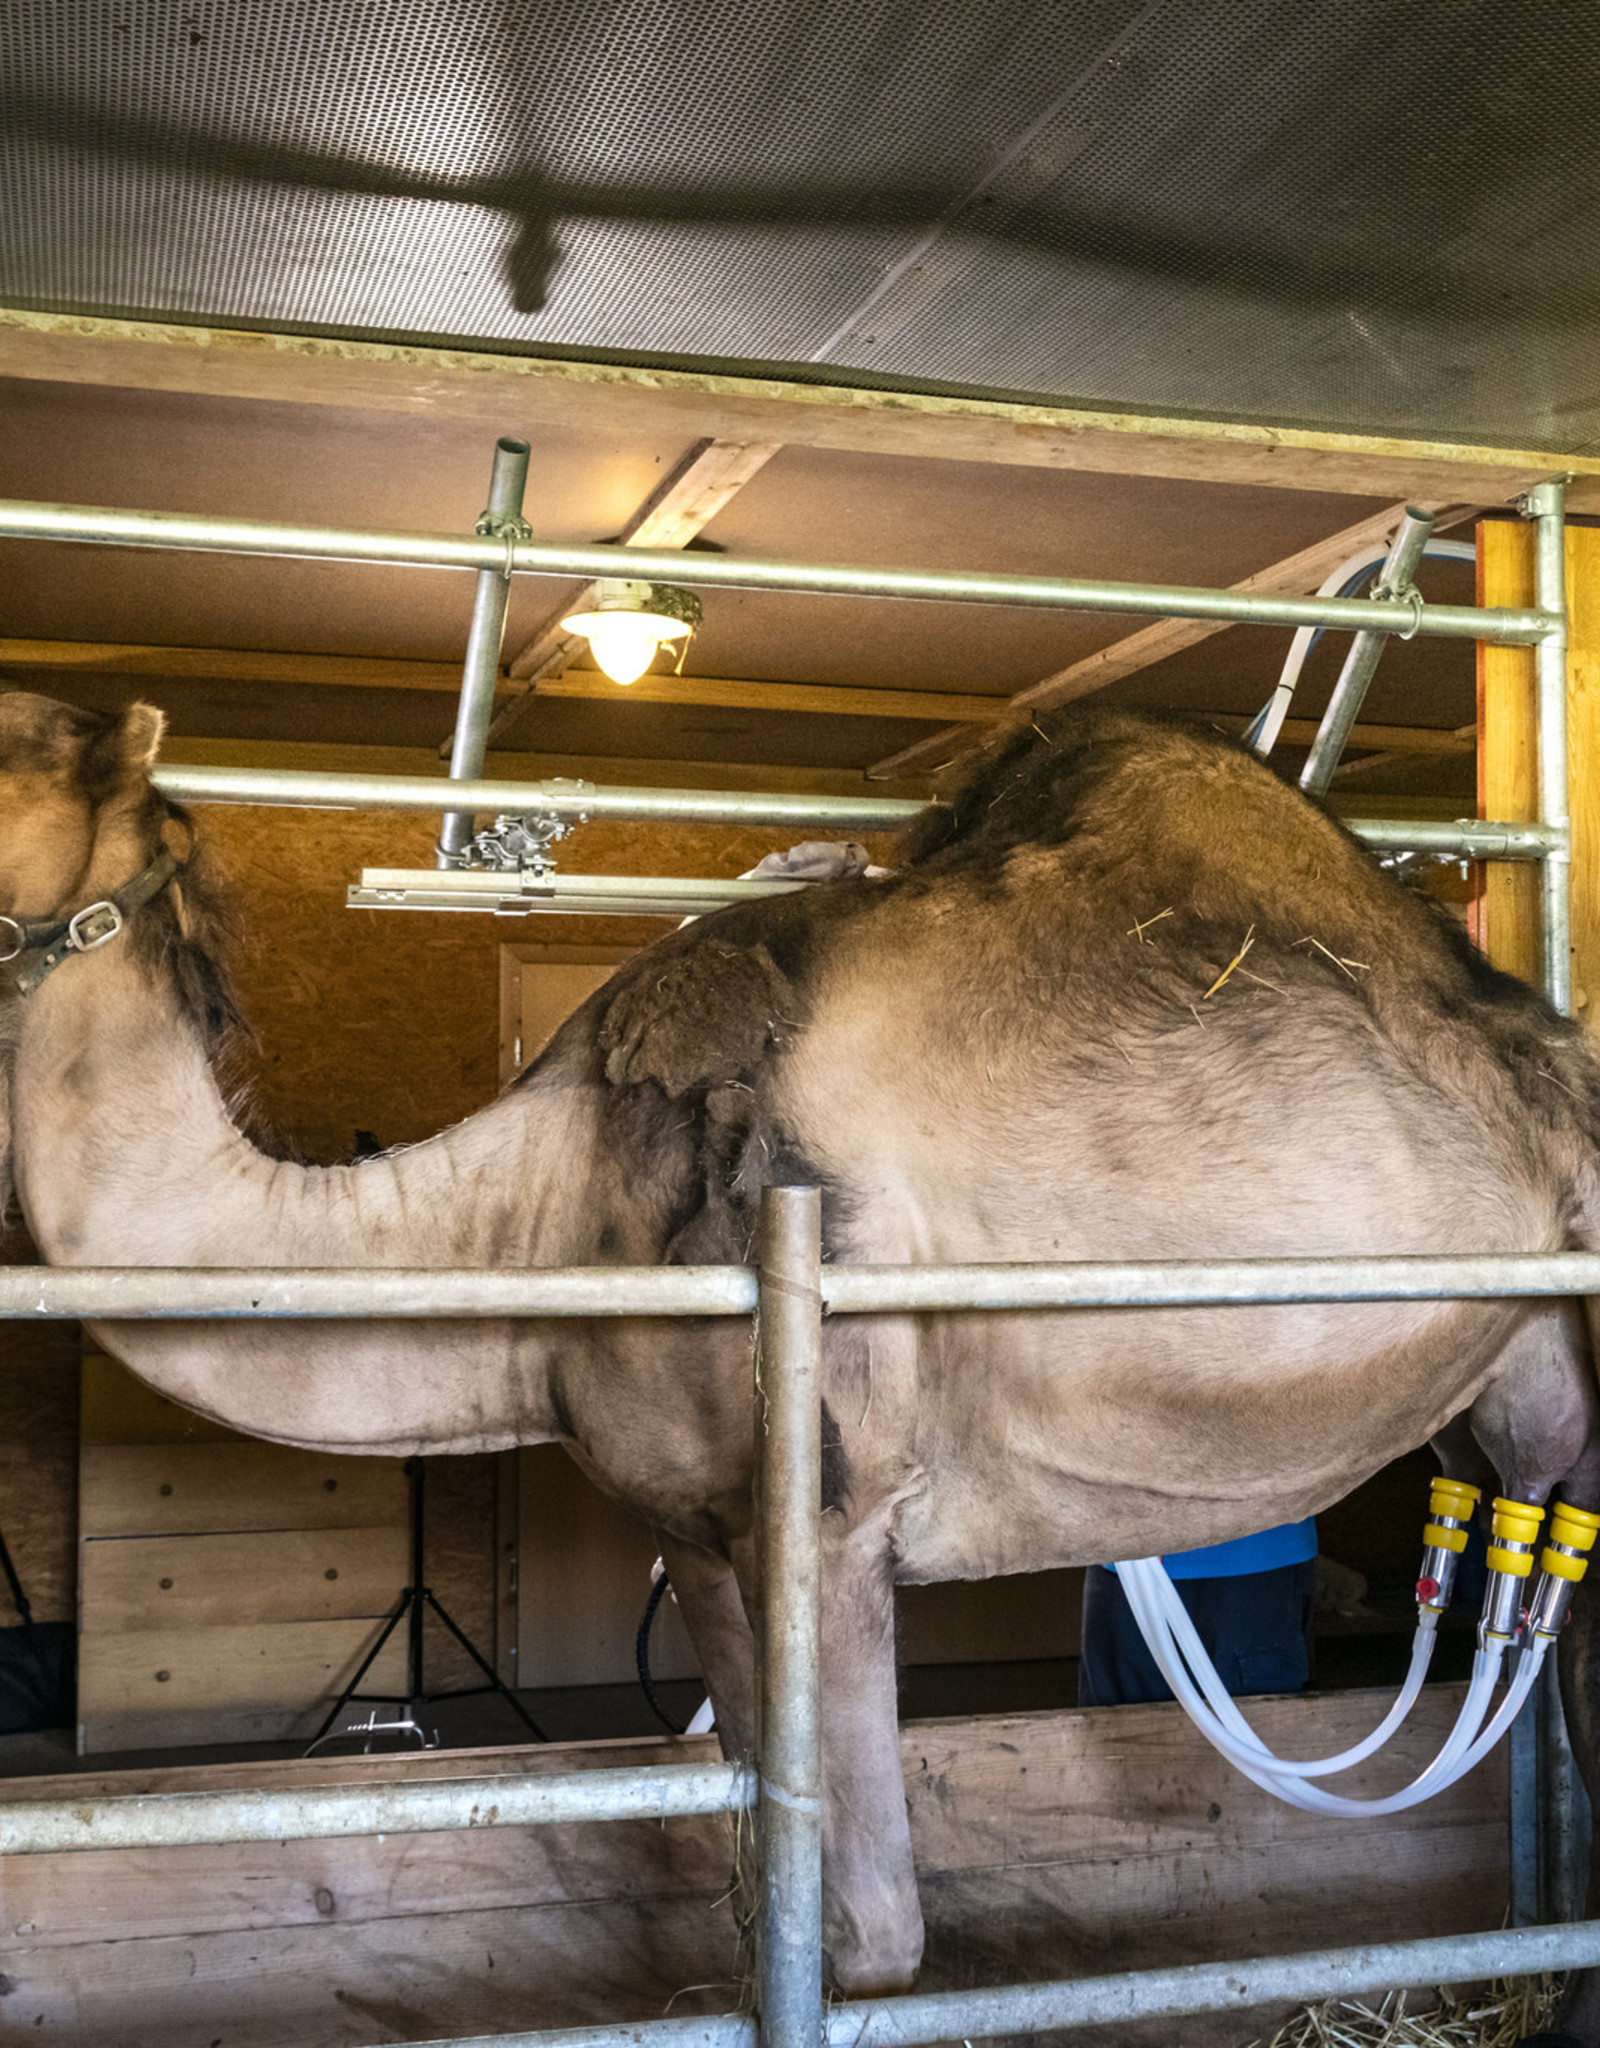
[1416,1576,1441,1603]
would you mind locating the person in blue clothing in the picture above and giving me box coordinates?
[1078,1520,1318,1708]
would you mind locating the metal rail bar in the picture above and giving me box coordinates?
[401,1922,1600,2048]
[1301,508,1436,795]
[348,870,812,919]
[0,1761,752,1856]
[14,1250,1600,1321]
[151,762,928,831]
[149,761,1561,866]
[755,1189,825,2048]
[438,437,529,865]
[0,496,1553,643]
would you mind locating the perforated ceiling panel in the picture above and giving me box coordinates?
[4,0,1599,450]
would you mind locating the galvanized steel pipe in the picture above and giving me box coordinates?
[0,1264,759,1319]
[0,1760,753,1855]
[0,497,1552,642]
[16,1251,1600,1321]
[151,762,928,831]
[754,1187,825,2048]
[401,1921,1600,2048]
[1300,508,1436,795]
[438,437,530,865]
[821,1250,1600,1314]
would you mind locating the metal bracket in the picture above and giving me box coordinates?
[434,792,590,877]
[474,507,534,579]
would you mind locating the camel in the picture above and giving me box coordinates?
[8,684,1600,2035]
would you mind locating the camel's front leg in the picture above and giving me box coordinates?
[817,1510,923,1996]
[657,1530,757,1761]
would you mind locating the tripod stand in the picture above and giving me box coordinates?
[309,1457,547,1748]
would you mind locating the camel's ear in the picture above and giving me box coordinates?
[119,702,166,772]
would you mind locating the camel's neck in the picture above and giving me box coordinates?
[13,946,585,1270]
[7,939,602,1451]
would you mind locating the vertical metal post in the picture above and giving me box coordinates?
[1300,508,1435,795]
[1516,475,1585,1926]
[755,1186,824,2048]
[437,437,531,867]
[1532,477,1572,1011]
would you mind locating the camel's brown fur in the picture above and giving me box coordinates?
[10,688,1600,2025]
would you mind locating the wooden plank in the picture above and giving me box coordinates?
[0,638,467,695]
[1567,528,1600,1027]
[0,1895,742,2046]
[2,308,1594,506]
[77,1615,410,1725]
[81,1350,243,1446]
[1476,520,1541,985]
[79,1443,407,1537]
[0,1690,1504,2048]
[867,499,1480,778]
[80,1526,408,1632]
[0,638,1482,745]
[516,1443,700,1688]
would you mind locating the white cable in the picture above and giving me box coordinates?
[1247,537,1478,756]
[1115,1555,1521,1816]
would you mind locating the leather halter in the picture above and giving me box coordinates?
[0,848,183,997]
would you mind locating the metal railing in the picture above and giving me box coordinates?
[0,471,1583,2040]
[8,1220,1600,2046]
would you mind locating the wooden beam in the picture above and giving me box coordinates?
[0,638,1477,755]
[1476,522,1542,987]
[0,637,467,693]
[4,307,1595,507]
[865,500,1482,779]
[499,435,781,695]
[1568,528,1600,1026]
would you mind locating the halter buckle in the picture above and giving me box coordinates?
[67,900,124,952]
[0,914,23,963]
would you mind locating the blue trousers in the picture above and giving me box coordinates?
[1078,1559,1317,1708]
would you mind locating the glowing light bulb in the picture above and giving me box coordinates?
[583,611,670,686]
[562,580,701,686]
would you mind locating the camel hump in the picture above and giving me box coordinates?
[597,936,798,1096]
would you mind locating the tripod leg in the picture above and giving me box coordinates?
[308,1596,412,1747]
[423,1590,548,1741]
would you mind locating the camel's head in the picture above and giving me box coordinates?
[0,690,170,928]
[0,688,243,1086]
[0,690,180,1217]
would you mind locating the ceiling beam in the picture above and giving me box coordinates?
[865,500,1482,779]
[0,637,1475,755]
[3,308,1594,509]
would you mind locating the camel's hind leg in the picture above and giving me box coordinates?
[1458,1300,1600,2047]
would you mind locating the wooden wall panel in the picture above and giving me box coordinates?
[80,1526,408,1631]
[1476,519,1541,984]
[0,1687,1507,2048]
[79,1443,405,1539]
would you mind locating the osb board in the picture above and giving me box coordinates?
[0,1687,1507,2048]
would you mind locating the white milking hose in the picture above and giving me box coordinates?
[1116,1555,1514,1816]
[1247,537,1477,756]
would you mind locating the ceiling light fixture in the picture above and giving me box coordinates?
[561,579,703,686]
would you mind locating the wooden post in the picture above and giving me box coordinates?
[1476,518,1600,1022]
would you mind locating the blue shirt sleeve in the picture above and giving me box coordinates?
[1106,1519,1317,1579]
